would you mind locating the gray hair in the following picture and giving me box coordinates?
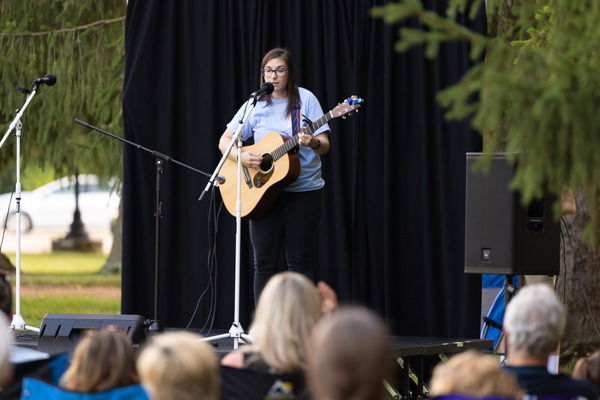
[504,283,565,357]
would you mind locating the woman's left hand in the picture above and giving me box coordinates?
[298,129,315,147]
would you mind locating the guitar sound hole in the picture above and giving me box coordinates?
[260,153,274,173]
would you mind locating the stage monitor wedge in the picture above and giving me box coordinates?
[464,153,559,276]
[37,314,148,359]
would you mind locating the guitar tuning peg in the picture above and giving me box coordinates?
[356,110,359,113]
[342,116,346,120]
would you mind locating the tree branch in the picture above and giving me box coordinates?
[0,16,125,37]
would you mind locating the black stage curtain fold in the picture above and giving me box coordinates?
[122,0,485,338]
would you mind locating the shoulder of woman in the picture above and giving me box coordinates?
[298,86,316,98]
[221,350,245,368]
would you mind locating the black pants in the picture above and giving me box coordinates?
[249,188,324,304]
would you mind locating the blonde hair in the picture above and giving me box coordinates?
[244,272,322,373]
[60,329,138,392]
[430,351,520,398]
[308,306,392,400]
[137,331,219,400]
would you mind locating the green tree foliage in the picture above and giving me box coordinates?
[0,0,126,181]
[372,0,600,243]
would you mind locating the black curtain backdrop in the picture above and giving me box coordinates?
[122,0,485,338]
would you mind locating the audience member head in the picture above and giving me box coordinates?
[429,350,520,398]
[504,283,565,359]
[573,351,600,396]
[307,305,393,400]
[0,312,14,388]
[60,328,138,392]
[0,270,12,319]
[247,272,323,373]
[137,331,219,400]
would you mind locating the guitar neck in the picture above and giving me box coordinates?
[271,112,333,161]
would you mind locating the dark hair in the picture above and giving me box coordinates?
[259,48,300,116]
[0,270,12,317]
[573,351,600,396]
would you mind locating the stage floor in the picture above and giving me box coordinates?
[12,327,493,358]
[12,328,247,357]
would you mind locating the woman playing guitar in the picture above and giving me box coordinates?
[218,48,331,303]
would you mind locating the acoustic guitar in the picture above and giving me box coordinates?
[219,96,363,220]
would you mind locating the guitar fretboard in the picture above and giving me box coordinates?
[271,111,333,161]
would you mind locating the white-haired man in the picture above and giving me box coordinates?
[503,284,596,399]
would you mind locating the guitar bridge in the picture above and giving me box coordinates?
[242,166,253,189]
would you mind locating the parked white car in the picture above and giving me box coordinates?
[0,175,120,233]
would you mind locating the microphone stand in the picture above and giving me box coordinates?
[1,83,44,332]
[198,95,259,349]
[74,119,216,332]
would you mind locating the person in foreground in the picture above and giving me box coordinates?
[503,283,597,399]
[307,305,393,400]
[137,331,219,400]
[429,350,520,399]
[221,272,337,374]
[0,312,14,392]
[219,47,331,303]
[59,328,139,392]
[0,269,12,320]
[572,351,600,398]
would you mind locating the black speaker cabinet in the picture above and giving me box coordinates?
[38,314,148,359]
[464,153,560,275]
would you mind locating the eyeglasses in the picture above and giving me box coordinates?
[261,67,288,77]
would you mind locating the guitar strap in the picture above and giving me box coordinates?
[290,104,301,154]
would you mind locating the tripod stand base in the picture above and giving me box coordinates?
[199,322,253,349]
[10,313,39,332]
[148,320,163,332]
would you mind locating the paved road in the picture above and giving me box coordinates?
[0,228,113,254]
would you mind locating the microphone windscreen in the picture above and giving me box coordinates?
[44,74,57,86]
[263,82,274,95]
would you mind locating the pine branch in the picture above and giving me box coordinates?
[0,16,125,37]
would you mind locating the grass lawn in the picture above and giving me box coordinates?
[19,296,121,327]
[7,252,110,274]
[6,251,122,328]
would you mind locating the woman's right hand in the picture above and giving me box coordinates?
[242,151,263,168]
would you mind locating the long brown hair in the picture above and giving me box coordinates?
[60,329,139,392]
[259,48,300,116]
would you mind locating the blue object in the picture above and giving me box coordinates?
[20,378,150,400]
[49,354,68,385]
[481,275,519,348]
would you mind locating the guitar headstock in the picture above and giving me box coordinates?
[331,95,364,119]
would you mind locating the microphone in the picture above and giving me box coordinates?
[250,82,274,98]
[34,74,57,86]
